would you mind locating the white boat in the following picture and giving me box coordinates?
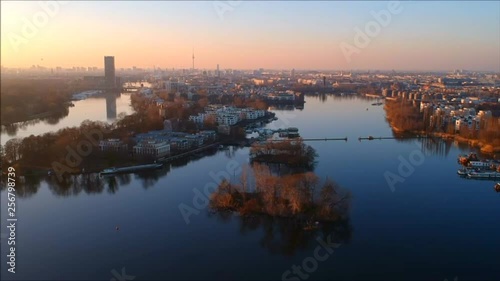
[466,171,500,179]
[457,168,478,176]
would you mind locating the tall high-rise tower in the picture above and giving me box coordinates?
[104,56,115,89]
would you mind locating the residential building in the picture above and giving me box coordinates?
[99,139,128,152]
[216,114,239,125]
[133,140,170,158]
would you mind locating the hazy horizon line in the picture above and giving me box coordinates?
[2,66,499,74]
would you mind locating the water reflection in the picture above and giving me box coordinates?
[1,92,134,145]
[134,164,171,189]
[170,147,220,168]
[2,146,220,198]
[268,105,297,111]
[304,93,359,104]
[105,92,117,120]
[1,107,70,135]
[208,213,352,256]
[45,173,105,197]
[391,136,453,158]
[10,176,41,199]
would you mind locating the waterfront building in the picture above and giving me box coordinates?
[216,114,239,126]
[169,138,190,151]
[99,139,128,152]
[133,140,170,158]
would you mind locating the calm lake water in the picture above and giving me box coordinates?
[1,95,499,280]
[1,92,134,146]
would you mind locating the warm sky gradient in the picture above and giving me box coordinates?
[1,1,499,71]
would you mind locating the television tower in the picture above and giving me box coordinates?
[192,48,195,71]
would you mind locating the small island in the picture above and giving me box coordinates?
[250,138,317,169]
[209,165,350,224]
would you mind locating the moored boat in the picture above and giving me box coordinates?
[100,163,163,176]
[457,169,466,176]
[458,167,483,176]
[495,183,500,192]
[466,171,500,180]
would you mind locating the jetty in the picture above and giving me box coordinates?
[267,137,348,142]
[358,136,427,141]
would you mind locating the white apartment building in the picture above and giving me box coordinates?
[242,109,265,119]
[216,114,239,126]
[133,140,170,158]
[189,114,206,124]
[191,105,266,126]
[99,139,128,152]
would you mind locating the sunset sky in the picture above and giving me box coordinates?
[1,1,499,71]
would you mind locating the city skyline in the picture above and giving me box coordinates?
[1,1,499,71]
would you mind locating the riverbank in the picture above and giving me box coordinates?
[430,132,500,154]
[1,107,70,126]
[13,142,221,178]
[390,123,500,155]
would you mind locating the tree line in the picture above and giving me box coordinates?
[1,77,87,125]
[385,99,500,151]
